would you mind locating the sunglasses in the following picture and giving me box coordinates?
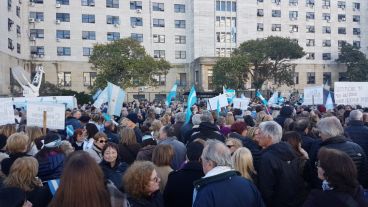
[98,140,107,144]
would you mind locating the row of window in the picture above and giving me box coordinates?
[7,38,21,54]
[300,71,349,85]
[215,1,237,12]
[57,71,96,87]
[257,0,360,11]
[257,23,361,35]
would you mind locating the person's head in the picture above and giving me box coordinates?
[6,133,29,154]
[25,126,43,144]
[243,115,256,127]
[317,147,359,193]
[150,120,162,132]
[93,132,108,149]
[216,116,226,127]
[73,110,82,119]
[4,157,40,192]
[317,117,344,140]
[256,111,267,125]
[0,124,17,138]
[201,140,232,174]
[246,127,257,140]
[73,128,84,142]
[175,112,185,123]
[201,111,214,124]
[255,121,282,149]
[102,142,119,167]
[85,123,99,139]
[49,151,111,207]
[119,127,137,145]
[192,114,202,126]
[282,131,303,157]
[152,144,174,167]
[123,161,160,198]
[158,125,174,140]
[225,112,235,126]
[225,138,243,154]
[230,121,248,136]
[349,110,363,121]
[60,140,74,155]
[293,118,310,133]
[186,141,204,162]
[232,147,256,181]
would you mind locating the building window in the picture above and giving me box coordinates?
[56,30,70,39]
[30,29,44,39]
[216,32,233,43]
[106,15,119,24]
[290,25,298,32]
[175,35,186,44]
[322,53,331,60]
[17,43,20,54]
[31,0,44,4]
[153,34,165,43]
[338,14,346,22]
[322,13,331,21]
[152,2,164,11]
[272,10,281,17]
[81,0,95,6]
[306,39,315,47]
[322,0,330,7]
[153,19,165,27]
[322,26,331,34]
[323,72,331,84]
[58,0,69,5]
[272,24,281,31]
[216,1,236,12]
[107,32,120,41]
[106,0,119,8]
[153,74,166,85]
[82,31,96,40]
[30,46,45,55]
[82,14,95,23]
[16,6,20,17]
[175,51,186,59]
[58,72,72,87]
[306,52,315,60]
[56,13,70,22]
[353,2,360,10]
[306,12,315,20]
[338,1,346,9]
[8,18,14,31]
[257,9,264,17]
[338,27,346,34]
[174,4,185,13]
[131,33,143,42]
[306,0,315,7]
[353,15,360,23]
[130,17,143,26]
[16,25,21,36]
[175,20,185,28]
[30,12,44,21]
[178,73,187,86]
[353,28,361,35]
[83,72,97,86]
[57,47,71,56]
[289,11,298,20]
[208,69,213,90]
[353,41,361,48]
[338,40,346,48]
[130,1,142,9]
[8,38,14,50]
[294,72,299,84]
[154,50,165,58]
[306,25,315,33]
[322,40,331,47]
[307,72,315,84]
[289,0,298,5]
[257,23,264,31]
[83,47,93,56]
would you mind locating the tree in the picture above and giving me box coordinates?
[212,55,249,91]
[336,43,368,81]
[232,36,305,90]
[39,82,92,104]
[89,38,171,90]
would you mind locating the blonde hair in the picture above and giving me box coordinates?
[232,147,257,181]
[25,126,43,152]
[160,114,171,126]
[150,120,162,132]
[225,138,243,150]
[93,132,108,141]
[4,157,42,191]
[119,127,137,145]
[6,133,29,154]
[225,112,235,126]
[0,124,17,138]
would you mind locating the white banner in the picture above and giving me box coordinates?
[27,103,65,130]
[0,101,15,126]
[218,94,228,108]
[233,98,250,110]
[334,82,368,107]
[303,85,324,105]
[208,96,219,110]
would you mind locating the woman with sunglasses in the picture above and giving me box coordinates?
[123,161,164,207]
[86,132,108,163]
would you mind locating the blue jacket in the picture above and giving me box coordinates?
[36,152,65,181]
[100,160,128,191]
[193,171,265,207]
[345,120,368,158]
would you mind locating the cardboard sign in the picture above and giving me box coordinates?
[27,103,65,130]
[233,98,250,110]
[0,101,15,126]
[334,82,368,107]
[303,85,324,105]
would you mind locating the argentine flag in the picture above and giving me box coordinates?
[223,86,236,104]
[165,83,177,107]
[92,89,102,101]
[325,92,334,110]
[256,90,268,106]
[93,87,108,108]
[185,86,197,124]
[107,82,125,117]
[268,92,279,106]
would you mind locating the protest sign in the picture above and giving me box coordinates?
[218,94,228,108]
[233,98,250,110]
[27,103,65,130]
[334,82,368,107]
[208,96,219,110]
[0,101,15,126]
[303,85,324,105]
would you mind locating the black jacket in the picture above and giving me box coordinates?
[309,136,368,188]
[128,190,164,207]
[172,121,185,143]
[104,128,120,144]
[345,120,368,159]
[100,160,128,191]
[26,184,53,207]
[258,142,306,207]
[297,132,316,154]
[36,151,65,182]
[1,153,29,176]
[189,122,225,143]
[118,143,141,165]
[181,123,193,144]
[163,161,204,207]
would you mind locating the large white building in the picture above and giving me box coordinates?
[1,0,366,100]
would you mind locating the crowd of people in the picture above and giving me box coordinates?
[0,99,368,207]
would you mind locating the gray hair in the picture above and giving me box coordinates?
[192,114,202,125]
[201,140,232,167]
[259,121,282,144]
[175,112,186,123]
[216,116,226,126]
[201,111,214,124]
[317,116,344,138]
[349,110,363,121]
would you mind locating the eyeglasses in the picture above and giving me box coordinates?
[98,140,107,144]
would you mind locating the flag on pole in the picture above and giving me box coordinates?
[107,82,125,117]
[223,86,236,104]
[165,83,177,107]
[325,92,334,110]
[216,98,220,118]
[93,87,108,108]
[268,92,279,106]
[256,90,268,106]
[92,89,102,101]
[185,86,197,124]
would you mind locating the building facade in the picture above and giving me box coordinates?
[1,0,366,99]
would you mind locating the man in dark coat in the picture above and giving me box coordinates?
[193,140,265,207]
[164,142,204,207]
[345,110,368,157]
[293,118,316,154]
[255,121,306,207]
[189,111,225,143]
[274,105,294,127]
[172,112,185,143]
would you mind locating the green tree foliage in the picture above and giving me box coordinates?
[89,38,171,89]
[213,36,304,90]
[39,81,92,104]
[336,43,368,81]
[212,55,249,91]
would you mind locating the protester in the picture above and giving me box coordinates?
[217,116,232,136]
[118,127,141,165]
[189,111,225,143]
[150,120,162,140]
[70,128,84,151]
[225,138,243,155]
[83,123,99,150]
[85,132,108,163]
[0,124,17,138]
[136,133,157,161]
[104,121,120,144]
[1,133,30,176]
[25,126,43,155]
[172,112,185,142]
[293,118,315,154]
[232,147,257,183]
[282,131,309,160]
[345,110,368,157]
[0,134,9,164]
[65,110,82,130]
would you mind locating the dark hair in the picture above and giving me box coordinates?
[161,124,175,137]
[283,118,294,132]
[293,118,310,132]
[102,142,119,155]
[186,141,204,161]
[72,128,84,142]
[230,122,247,135]
[141,138,157,147]
[282,131,303,157]
[318,147,359,194]
[243,115,255,127]
[152,144,174,166]
[85,123,99,139]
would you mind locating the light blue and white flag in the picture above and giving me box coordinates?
[48,179,60,196]
[165,83,177,106]
[92,89,102,101]
[223,86,236,104]
[268,92,279,106]
[216,98,221,117]
[256,90,268,106]
[93,87,108,108]
[325,92,334,110]
[107,82,125,117]
[241,93,247,99]
[185,86,197,124]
